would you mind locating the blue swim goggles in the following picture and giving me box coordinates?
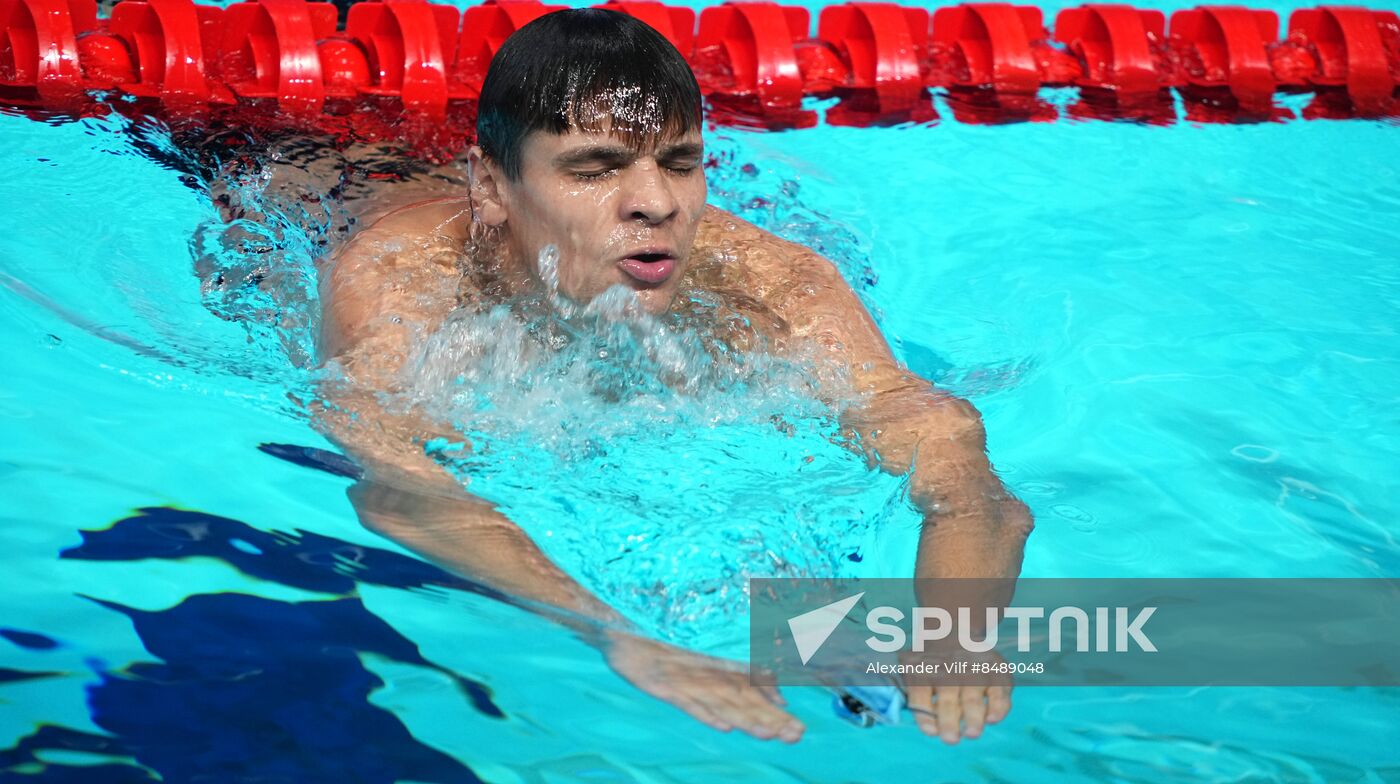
[831,685,906,727]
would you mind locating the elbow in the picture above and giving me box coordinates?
[347,479,412,538]
[945,404,1034,542]
[348,473,501,540]
[1000,492,1035,543]
[941,481,1034,543]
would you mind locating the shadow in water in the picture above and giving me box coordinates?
[0,506,509,783]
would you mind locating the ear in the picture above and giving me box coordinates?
[467,145,508,227]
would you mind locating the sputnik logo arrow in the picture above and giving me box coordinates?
[787,592,865,665]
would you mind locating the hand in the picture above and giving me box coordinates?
[602,631,805,742]
[900,648,1013,745]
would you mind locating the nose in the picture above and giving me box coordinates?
[620,160,679,225]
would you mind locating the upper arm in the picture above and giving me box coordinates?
[701,206,914,397]
[702,207,983,431]
[772,247,909,395]
[701,210,1007,517]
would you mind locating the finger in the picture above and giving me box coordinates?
[758,683,787,707]
[729,704,803,742]
[730,690,805,742]
[776,715,805,744]
[673,695,734,733]
[703,683,797,741]
[907,685,939,737]
[935,686,962,745]
[987,685,1012,723]
[960,688,988,739]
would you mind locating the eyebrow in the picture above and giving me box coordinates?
[656,141,704,161]
[552,141,704,169]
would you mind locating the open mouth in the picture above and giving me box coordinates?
[618,253,676,285]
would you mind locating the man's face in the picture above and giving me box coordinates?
[490,125,707,316]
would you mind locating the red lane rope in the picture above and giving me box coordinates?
[2,0,1397,128]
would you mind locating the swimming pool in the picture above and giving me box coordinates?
[3,0,1399,780]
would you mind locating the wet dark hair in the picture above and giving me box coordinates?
[475,9,703,181]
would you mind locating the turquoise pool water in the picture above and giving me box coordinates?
[3,2,1400,780]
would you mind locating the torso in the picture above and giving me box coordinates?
[322,197,847,385]
[443,201,804,354]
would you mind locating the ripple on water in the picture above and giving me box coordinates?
[1231,444,1280,463]
[1033,722,1372,784]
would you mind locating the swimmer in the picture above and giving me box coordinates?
[315,8,1034,746]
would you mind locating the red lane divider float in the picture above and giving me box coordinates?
[1170,5,1278,110]
[819,2,926,110]
[108,0,229,106]
[1055,4,1165,99]
[1,0,1397,128]
[221,0,337,113]
[693,1,820,127]
[0,0,96,98]
[455,0,563,96]
[345,0,459,115]
[1290,5,1399,111]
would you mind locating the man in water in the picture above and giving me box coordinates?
[317,9,1032,745]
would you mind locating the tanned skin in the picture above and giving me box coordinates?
[316,125,1034,745]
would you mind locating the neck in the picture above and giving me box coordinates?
[463,216,537,304]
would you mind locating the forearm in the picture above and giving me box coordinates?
[902,416,1032,583]
[347,475,632,633]
[842,386,1034,585]
[313,386,633,636]
[910,479,1032,583]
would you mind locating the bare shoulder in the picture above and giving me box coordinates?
[690,205,907,394]
[357,197,475,239]
[317,197,474,371]
[690,205,852,318]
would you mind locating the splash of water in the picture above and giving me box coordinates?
[184,128,467,374]
[374,251,916,651]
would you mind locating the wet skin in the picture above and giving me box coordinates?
[469,127,709,316]
[317,126,1033,745]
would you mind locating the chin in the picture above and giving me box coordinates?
[634,288,676,316]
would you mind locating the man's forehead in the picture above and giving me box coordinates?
[528,126,703,158]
